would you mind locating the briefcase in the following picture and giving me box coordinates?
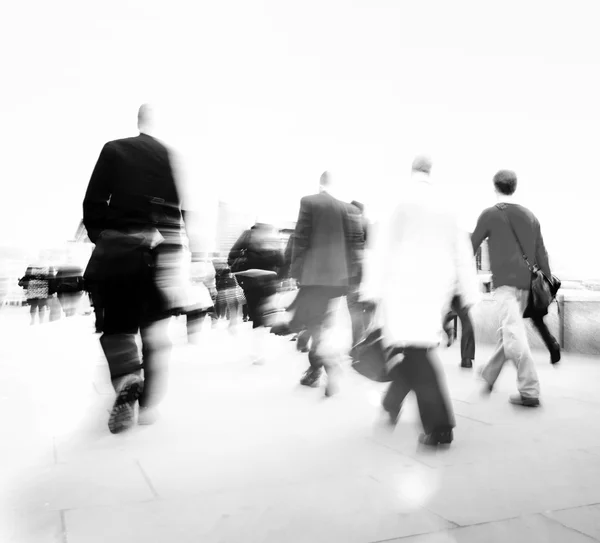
[351,328,394,383]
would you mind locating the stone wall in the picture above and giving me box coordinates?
[463,290,600,356]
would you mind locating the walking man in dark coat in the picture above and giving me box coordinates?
[83,104,188,433]
[290,171,364,396]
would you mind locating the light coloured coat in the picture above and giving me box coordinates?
[361,172,480,348]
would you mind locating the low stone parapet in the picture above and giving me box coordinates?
[467,289,600,356]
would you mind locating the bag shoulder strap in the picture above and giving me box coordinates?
[495,203,534,272]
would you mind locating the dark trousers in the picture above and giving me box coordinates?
[346,288,369,347]
[89,288,104,332]
[302,287,346,371]
[382,347,456,435]
[100,273,170,409]
[530,315,558,352]
[444,296,475,361]
[186,308,210,337]
[237,275,276,329]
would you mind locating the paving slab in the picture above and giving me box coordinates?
[2,307,600,542]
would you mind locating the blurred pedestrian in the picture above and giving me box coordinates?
[471,169,554,407]
[228,220,284,363]
[442,294,476,368]
[214,264,246,331]
[54,262,84,317]
[19,264,55,325]
[290,171,364,396]
[363,156,479,446]
[83,104,190,433]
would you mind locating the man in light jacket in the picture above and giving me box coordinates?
[362,156,479,446]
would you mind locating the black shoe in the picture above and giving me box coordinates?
[300,368,322,387]
[108,375,143,434]
[460,358,473,369]
[550,342,561,365]
[418,430,453,446]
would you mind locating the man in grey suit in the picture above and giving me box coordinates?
[290,171,364,396]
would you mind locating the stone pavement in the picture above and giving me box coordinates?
[2,306,600,543]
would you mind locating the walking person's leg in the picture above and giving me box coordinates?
[320,295,345,397]
[346,288,366,349]
[480,287,514,392]
[29,299,37,325]
[100,280,145,433]
[382,347,412,424]
[39,298,49,323]
[185,308,202,340]
[443,310,456,347]
[299,287,341,389]
[138,315,171,425]
[229,299,241,330]
[296,328,311,352]
[245,277,274,364]
[530,314,561,364]
[508,289,541,405]
[301,322,324,385]
[407,347,456,445]
[456,301,475,368]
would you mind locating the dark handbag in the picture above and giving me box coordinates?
[56,276,84,294]
[84,229,155,283]
[351,327,392,382]
[496,204,561,316]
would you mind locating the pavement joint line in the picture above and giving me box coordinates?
[539,511,600,542]
[542,501,600,514]
[367,513,546,542]
[419,503,461,529]
[454,413,493,426]
[135,459,159,499]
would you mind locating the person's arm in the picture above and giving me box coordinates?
[291,197,312,282]
[471,209,491,254]
[534,220,551,277]
[455,226,481,310]
[346,206,365,285]
[83,143,114,244]
[167,148,195,250]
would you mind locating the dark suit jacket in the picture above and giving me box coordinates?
[83,133,184,245]
[291,191,364,287]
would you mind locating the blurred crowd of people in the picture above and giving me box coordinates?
[13,104,557,447]
[17,262,87,325]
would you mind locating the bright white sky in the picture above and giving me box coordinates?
[2,0,600,277]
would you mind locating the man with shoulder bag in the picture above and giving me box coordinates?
[471,170,558,408]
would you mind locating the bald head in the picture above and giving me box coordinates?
[319,170,333,192]
[137,104,154,134]
[411,155,433,175]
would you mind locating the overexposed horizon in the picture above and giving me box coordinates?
[2,0,599,278]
